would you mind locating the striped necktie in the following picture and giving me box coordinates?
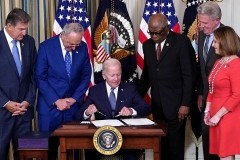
[203,35,210,61]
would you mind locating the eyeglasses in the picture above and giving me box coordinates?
[147,25,168,36]
[63,33,81,47]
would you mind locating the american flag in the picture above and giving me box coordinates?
[137,0,180,103]
[53,0,94,89]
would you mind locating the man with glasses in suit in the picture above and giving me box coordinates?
[138,13,197,160]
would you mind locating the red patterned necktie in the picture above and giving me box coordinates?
[157,43,161,60]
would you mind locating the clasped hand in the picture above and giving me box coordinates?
[204,113,220,126]
[6,101,29,116]
[55,98,76,111]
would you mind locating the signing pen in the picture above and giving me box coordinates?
[115,114,121,117]
[97,111,106,116]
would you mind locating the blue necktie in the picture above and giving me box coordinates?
[65,51,71,79]
[109,88,116,111]
[203,35,210,61]
[11,40,21,76]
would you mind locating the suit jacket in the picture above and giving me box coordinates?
[197,25,223,111]
[74,82,151,120]
[138,30,197,120]
[35,35,91,117]
[0,29,37,121]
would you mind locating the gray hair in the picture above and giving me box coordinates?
[62,23,84,36]
[197,1,222,20]
[102,58,122,73]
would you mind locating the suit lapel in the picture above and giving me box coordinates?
[205,46,215,64]
[53,36,69,80]
[101,83,113,115]
[198,32,205,65]
[20,40,28,80]
[115,83,124,112]
[0,31,20,77]
[71,50,79,81]
[148,40,158,65]
[158,31,173,63]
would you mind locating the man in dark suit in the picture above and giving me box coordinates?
[0,8,37,160]
[35,23,91,159]
[196,1,222,160]
[138,14,196,160]
[75,58,151,160]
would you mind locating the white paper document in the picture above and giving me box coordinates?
[91,119,125,127]
[121,118,155,126]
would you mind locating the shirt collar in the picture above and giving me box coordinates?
[4,27,15,45]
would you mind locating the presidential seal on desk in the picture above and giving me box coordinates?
[93,125,122,155]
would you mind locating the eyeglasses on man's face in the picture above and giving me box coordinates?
[147,25,168,36]
[63,33,81,47]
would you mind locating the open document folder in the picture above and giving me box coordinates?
[91,118,156,127]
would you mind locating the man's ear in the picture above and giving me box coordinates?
[102,73,105,80]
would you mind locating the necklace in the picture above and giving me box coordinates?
[208,56,231,94]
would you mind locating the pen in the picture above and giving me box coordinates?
[97,111,106,116]
[115,114,121,117]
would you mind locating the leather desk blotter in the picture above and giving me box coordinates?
[18,131,52,149]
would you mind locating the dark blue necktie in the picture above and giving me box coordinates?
[203,35,210,61]
[11,40,21,75]
[109,88,116,111]
[65,51,71,79]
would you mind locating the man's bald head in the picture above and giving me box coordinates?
[148,14,169,43]
[148,14,168,27]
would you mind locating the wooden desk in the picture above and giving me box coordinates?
[18,149,48,160]
[52,120,167,160]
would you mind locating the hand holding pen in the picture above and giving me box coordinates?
[86,104,106,117]
[115,106,133,117]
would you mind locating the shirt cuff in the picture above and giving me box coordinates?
[3,101,10,107]
[131,108,137,116]
[84,110,91,120]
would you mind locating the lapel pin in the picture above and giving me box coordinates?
[76,51,78,54]
[22,43,24,47]
[166,43,169,47]
[121,89,124,91]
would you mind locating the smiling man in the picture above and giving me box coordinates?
[0,8,37,160]
[196,1,222,160]
[138,13,197,160]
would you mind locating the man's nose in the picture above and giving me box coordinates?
[22,30,26,36]
[71,46,76,50]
